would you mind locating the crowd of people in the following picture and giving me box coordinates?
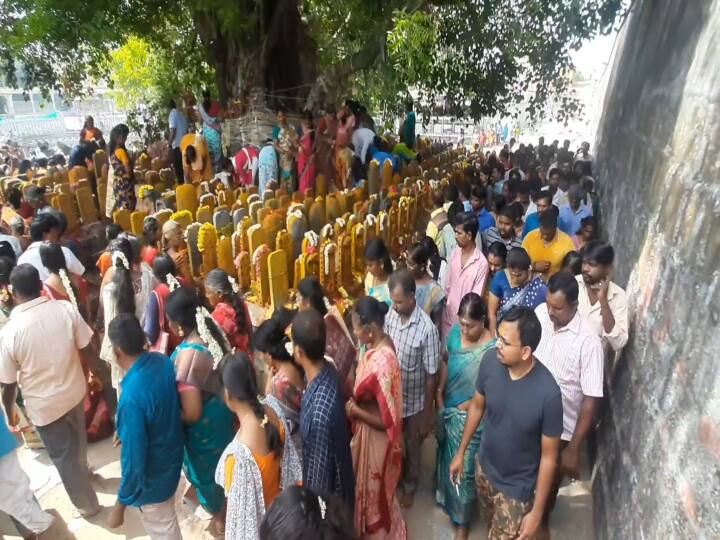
[0,99,629,540]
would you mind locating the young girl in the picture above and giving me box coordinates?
[205,269,253,355]
[364,238,393,305]
[216,353,301,540]
[253,315,304,455]
[141,216,161,266]
[143,254,183,355]
[406,242,446,329]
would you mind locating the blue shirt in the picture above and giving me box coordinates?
[0,412,18,460]
[475,208,496,233]
[371,150,399,172]
[168,109,188,149]
[522,212,540,239]
[117,353,184,507]
[558,204,592,236]
[300,365,354,509]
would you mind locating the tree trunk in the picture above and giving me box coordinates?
[192,0,316,110]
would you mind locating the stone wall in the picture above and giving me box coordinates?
[593,0,720,538]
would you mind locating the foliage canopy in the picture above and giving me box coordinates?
[0,0,626,122]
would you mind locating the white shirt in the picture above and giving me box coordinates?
[0,234,22,257]
[553,188,569,208]
[168,109,188,149]
[534,303,604,441]
[352,128,375,163]
[0,297,92,426]
[17,242,85,281]
[576,276,629,355]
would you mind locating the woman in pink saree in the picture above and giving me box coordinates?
[347,296,406,539]
[297,113,316,194]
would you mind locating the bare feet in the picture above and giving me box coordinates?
[208,514,226,538]
[453,526,469,540]
[400,491,415,508]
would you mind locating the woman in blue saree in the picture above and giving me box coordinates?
[435,292,495,540]
[199,91,224,173]
[166,288,235,534]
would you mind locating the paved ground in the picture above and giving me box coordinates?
[1,436,593,539]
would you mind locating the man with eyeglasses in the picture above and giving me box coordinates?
[441,212,489,340]
[449,306,563,540]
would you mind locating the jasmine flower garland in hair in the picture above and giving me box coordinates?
[195,306,232,369]
[112,251,130,270]
[58,269,78,308]
[166,273,181,291]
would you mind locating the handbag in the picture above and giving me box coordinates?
[148,290,170,354]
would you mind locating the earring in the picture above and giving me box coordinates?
[178,327,185,337]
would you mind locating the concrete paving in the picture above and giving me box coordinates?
[1,435,593,539]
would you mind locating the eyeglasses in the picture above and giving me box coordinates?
[495,332,523,349]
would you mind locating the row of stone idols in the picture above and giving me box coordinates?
[104,147,465,312]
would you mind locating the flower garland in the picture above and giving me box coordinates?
[166,273,181,291]
[112,251,130,270]
[335,217,346,230]
[170,210,192,224]
[323,243,334,275]
[378,213,387,231]
[195,306,230,369]
[252,245,266,267]
[138,184,154,199]
[365,214,376,228]
[197,223,216,253]
[304,231,319,247]
[59,269,77,308]
[320,223,333,240]
[227,275,240,294]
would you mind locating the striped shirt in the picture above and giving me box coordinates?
[482,227,523,252]
[534,303,604,441]
[385,304,441,418]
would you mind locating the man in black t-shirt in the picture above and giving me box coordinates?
[450,306,563,540]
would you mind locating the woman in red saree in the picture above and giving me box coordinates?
[204,268,253,355]
[297,113,316,194]
[347,296,406,540]
[40,243,113,442]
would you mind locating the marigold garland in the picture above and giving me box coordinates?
[138,184,154,199]
[197,223,216,253]
[170,210,192,224]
